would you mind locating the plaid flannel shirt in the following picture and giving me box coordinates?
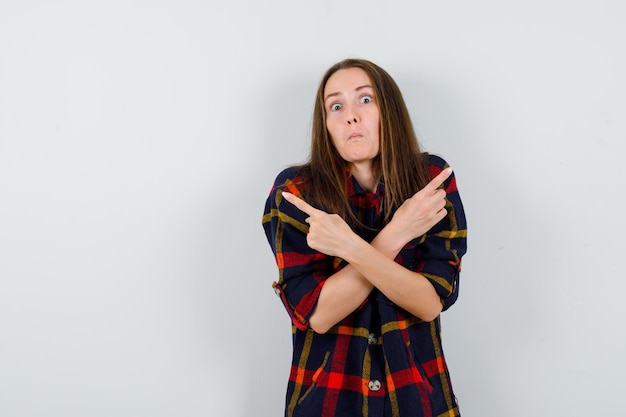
[262,154,468,417]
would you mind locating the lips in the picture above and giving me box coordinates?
[348,132,363,139]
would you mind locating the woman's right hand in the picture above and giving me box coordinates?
[388,167,453,245]
[281,191,359,259]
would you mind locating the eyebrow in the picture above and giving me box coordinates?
[324,85,373,103]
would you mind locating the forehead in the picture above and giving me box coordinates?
[323,67,373,97]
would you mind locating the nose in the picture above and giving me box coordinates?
[346,104,359,125]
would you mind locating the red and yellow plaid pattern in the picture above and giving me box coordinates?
[262,154,468,417]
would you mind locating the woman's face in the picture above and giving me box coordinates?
[323,67,380,168]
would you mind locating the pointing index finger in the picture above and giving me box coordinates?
[425,167,453,193]
[281,191,320,216]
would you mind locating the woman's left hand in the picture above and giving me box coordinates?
[281,191,357,258]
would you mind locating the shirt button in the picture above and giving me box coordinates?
[368,333,378,345]
[368,379,381,392]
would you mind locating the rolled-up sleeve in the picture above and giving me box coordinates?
[413,155,468,311]
[262,168,334,330]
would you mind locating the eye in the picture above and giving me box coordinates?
[360,95,374,104]
[330,103,342,111]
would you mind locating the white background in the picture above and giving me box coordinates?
[1,1,625,416]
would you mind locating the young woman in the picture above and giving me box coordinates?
[262,58,467,417]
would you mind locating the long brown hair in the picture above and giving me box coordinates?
[298,58,431,228]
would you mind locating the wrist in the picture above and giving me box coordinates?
[372,225,407,258]
[341,233,370,265]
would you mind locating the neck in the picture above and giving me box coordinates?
[350,162,377,192]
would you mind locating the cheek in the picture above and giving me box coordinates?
[326,120,342,142]
[326,117,339,131]
[370,112,380,132]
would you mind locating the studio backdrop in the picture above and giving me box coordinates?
[1,1,624,416]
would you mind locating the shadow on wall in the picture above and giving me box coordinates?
[379,72,554,415]
[237,73,321,416]
[191,74,321,416]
